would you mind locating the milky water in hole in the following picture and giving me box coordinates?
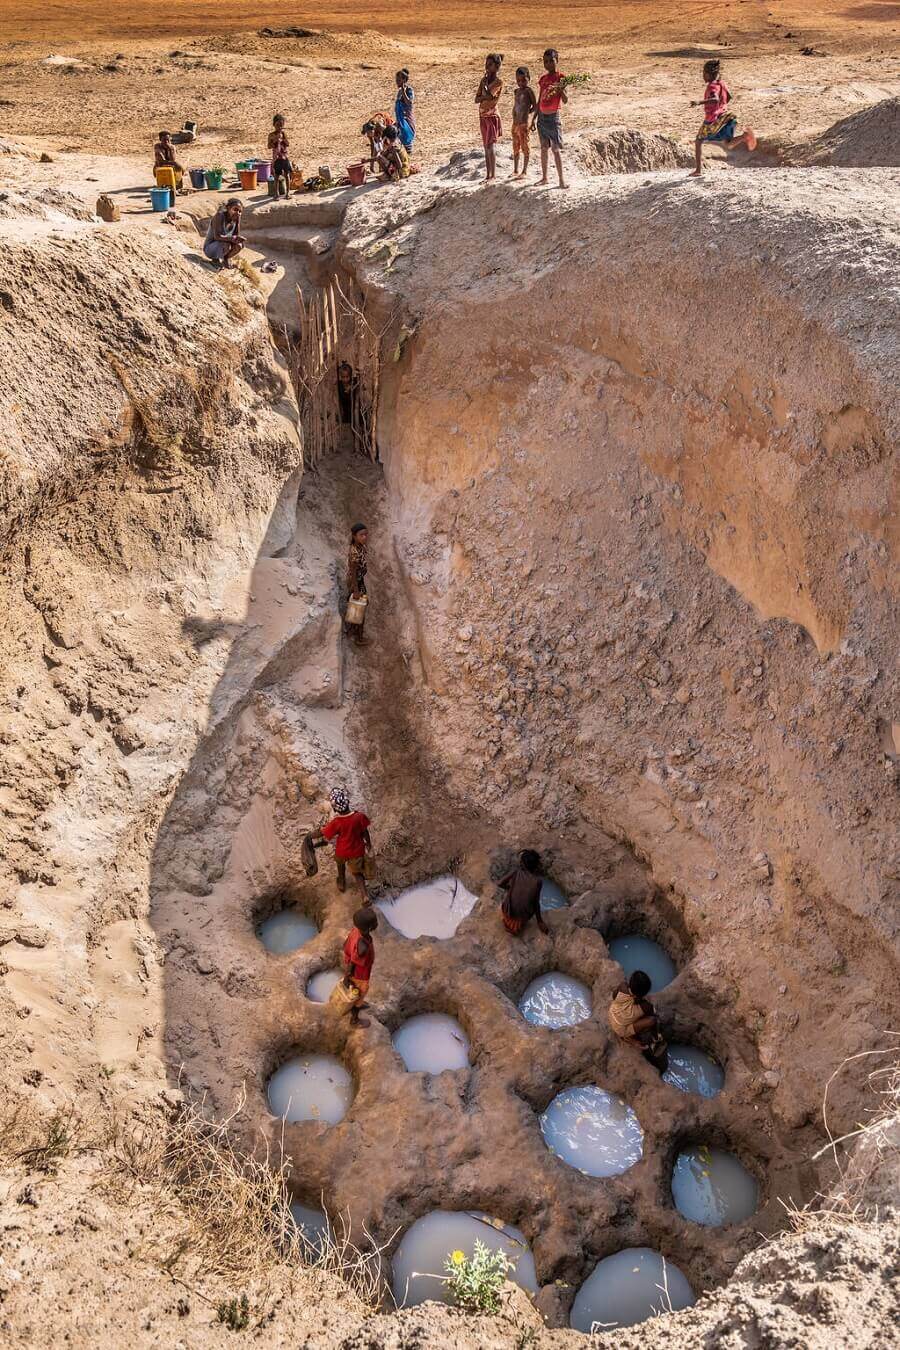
[306,969,342,1002]
[663,1045,724,1098]
[391,1210,537,1309]
[608,934,676,992]
[257,910,318,955]
[540,1085,643,1177]
[267,1054,352,1125]
[518,972,592,1029]
[540,879,568,910]
[375,875,478,940]
[672,1146,759,1226]
[392,1013,471,1072]
[289,1201,331,1257]
[570,1247,695,1332]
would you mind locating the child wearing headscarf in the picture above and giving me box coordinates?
[312,788,373,900]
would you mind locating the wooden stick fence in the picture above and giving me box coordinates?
[289,279,392,468]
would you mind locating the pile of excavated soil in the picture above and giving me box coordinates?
[782,94,900,165]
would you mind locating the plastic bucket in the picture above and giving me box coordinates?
[235,160,251,173]
[205,170,223,190]
[150,187,170,212]
[238,168,258,191]
[347,162,366,187]
[254,160,271,183]
[189,168,206,189]
[345,594,368,625]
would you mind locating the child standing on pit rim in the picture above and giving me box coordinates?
[475,53,504,181]
[534,49,568,188]
[690,59,757,176]
[511,67,537,178]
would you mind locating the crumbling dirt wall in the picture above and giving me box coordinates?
[341,167,899,1136]
[0,190,301,1098]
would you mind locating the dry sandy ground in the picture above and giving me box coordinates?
[1,0,899,194]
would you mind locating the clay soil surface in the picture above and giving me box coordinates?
[1,0,899,182]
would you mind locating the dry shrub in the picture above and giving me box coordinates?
[781,1043,900,1235]
[0,1099,98,1175]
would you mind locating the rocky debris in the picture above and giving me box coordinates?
[258,26,321,39]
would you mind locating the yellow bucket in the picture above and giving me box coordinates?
[345,594,368,625]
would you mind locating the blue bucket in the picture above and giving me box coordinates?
[150,187,170,212]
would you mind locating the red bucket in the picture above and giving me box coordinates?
[347,162,366,187]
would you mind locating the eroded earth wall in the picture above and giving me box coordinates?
[0,190,301,1098]
[342,166,900,1135]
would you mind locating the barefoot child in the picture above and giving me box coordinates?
[475,53,504,182]
[361,118,387,171]
[267,114,291,197]
[378,126,411,181]
[498,850,550,937]
[512,67,537,178]
[534,49,568,188]
[690,59,757,176]
[313,788,373,901]
[333,907,378,1028]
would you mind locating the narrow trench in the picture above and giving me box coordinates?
[148,234,828,1334]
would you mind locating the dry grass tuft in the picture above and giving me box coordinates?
[106,1093,393,1307]
[0,1099,100,1175]
[235,256,263,290]
[780,1042,900,1236]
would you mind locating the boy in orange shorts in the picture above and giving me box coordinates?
[511,66,537,178]
[333,907,378,1028]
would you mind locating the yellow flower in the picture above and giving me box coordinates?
[450,1250,466,1265]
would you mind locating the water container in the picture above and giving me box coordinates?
[204,170,224,190]
[189,168,206,189]
[254,160,271,183]
[347,162,366,187]
[345,594,368,625]
[150,187,170,212]
[238,168,258,191]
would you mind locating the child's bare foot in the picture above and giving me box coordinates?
[556,181,569,189]
[688,168,702,177]
[532,177,549,187]
[745,128,758,152]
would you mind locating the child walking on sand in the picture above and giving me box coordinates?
[690,59,757,176]
[534,49,568,188]
[475,53,504,182]
[511,67,537,178]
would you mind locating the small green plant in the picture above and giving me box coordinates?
[98,1065,115,1080]
[13,1108,76,1175]
[444,1241,513,1314]
[216,1293,250,1332]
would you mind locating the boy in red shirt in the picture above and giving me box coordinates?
[533,48,568,189]
[334,907,378,1027]
[313,788,373,901]
[690,59,757,177]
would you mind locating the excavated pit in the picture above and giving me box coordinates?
[144,166,897,1334]
[2,157,892,1342]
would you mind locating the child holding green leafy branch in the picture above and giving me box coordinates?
[531,50,590,189]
